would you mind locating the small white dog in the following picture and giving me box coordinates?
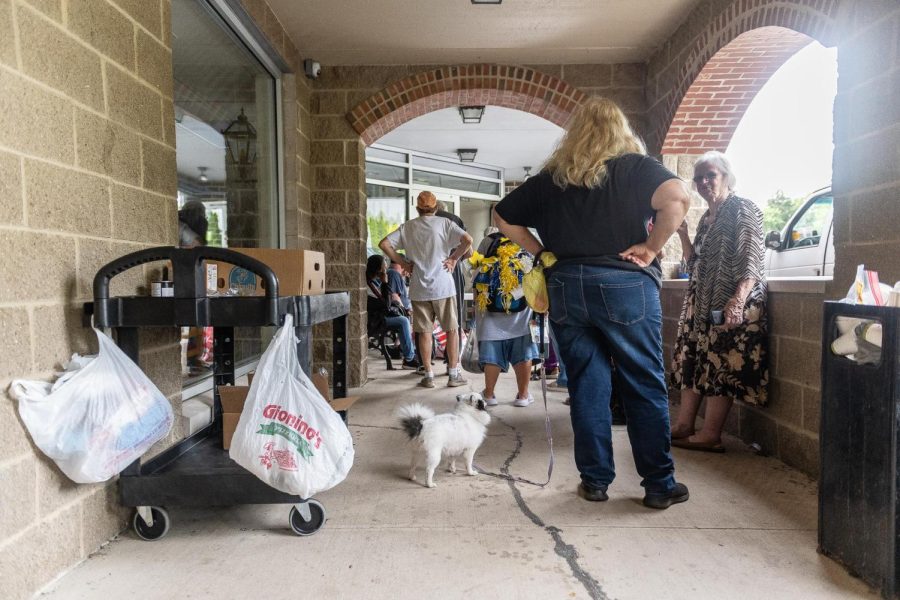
[397,392,491,488]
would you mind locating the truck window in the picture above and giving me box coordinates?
[785,194,833,249]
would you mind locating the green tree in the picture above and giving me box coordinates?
[206,212,223,247]
[366,212,400,250]
[762,190,803,233]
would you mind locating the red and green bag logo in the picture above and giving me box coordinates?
[255,404,324,467]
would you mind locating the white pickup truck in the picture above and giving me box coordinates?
[764,187,834,277]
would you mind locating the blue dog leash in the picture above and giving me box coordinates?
[475,312,555,487]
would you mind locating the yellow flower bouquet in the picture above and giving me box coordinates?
[467,238,531,313]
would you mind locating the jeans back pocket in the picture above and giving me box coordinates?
[600,282,645,325]
[547,281,567,324]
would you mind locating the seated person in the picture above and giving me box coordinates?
[366,255,419,370]
[387,255,412,315]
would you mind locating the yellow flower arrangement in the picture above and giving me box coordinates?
[468,238,525,313]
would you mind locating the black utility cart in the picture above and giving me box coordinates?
[84,246,350,541]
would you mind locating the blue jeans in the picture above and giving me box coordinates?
[548,325,568,387]
[385,315,415,361]
[548,264,675,494]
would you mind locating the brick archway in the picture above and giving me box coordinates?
[662,26,813,153]
[648,0,841,153]
[347,64,587,144]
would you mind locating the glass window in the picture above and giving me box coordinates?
[172,0,280,384]
[367,147,407,163]
[366,184,407,253]
[786,194,832,249]
[412,155,500,179]
[365,161,408,184]
[412,170,500,195]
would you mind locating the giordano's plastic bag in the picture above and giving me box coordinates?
[10,330,174,483]
[523,251,557,313]
[229,313,354,498]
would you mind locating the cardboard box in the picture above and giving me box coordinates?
[207,249,325,297]
[218,375,356,449]
[312,372,360,413]
[219,385,249,450]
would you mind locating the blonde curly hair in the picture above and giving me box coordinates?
[544,97,646,189]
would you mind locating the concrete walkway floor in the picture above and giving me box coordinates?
[40,357,875,600]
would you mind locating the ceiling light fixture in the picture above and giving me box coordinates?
[523,166,532,179]
[458,105,485,124]
[222,108,257,182]
[197,166,209,183]
[457,148,478,163]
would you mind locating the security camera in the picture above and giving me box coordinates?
[304,59,321,80]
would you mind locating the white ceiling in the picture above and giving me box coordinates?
[264,0,703,182]
[175,113,227,183]
[266,0,703,65]
[378,106,564,181]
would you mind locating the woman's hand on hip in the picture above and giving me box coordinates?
[619,243,658,268]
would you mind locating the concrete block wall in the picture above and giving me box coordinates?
[831,1,900,292]
[661,282,825,478]
[0,1,180,598]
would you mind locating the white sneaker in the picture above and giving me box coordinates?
[513,395,534,407]
[481,390,498,407]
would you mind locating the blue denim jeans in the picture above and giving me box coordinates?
[385,315,415,361]
[548,264,676,494]
[548,324,568,387]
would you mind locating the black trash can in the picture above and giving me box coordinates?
[819,301,900,597]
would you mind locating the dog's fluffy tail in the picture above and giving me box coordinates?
[397,403,434,440]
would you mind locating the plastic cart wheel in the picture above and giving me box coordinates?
[289,500,326,536]
[133,507,170,541]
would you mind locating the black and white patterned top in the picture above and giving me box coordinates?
[687,193,767,320]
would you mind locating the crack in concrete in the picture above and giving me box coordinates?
[493,414,609,600]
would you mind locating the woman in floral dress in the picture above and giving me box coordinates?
[670,151,769,452]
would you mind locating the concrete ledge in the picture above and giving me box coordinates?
[662,277,831,294]
[767,277,831,294]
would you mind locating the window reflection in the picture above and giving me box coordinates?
[172,0,279,384]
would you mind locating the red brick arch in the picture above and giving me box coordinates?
[347,65,587,145]
[652,0,841,153]
[663,26,813,153]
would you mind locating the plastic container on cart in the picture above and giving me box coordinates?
[84,246,350,540]
[819,301,900,597]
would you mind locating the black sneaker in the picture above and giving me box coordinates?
[577,483,608,502]
[642,482,689,509]
[401,358,420,370]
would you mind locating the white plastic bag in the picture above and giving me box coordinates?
[461,325,482,374]
[10,330,174,484]
[229,313,354,498]
[841,264,892,306]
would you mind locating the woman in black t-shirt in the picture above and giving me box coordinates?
[495,98,692,509]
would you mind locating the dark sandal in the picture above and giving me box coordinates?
[670,426,695,440]
[672,437,726,453]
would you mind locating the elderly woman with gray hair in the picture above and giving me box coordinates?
[669,151,769,452]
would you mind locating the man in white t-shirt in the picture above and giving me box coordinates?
[379,191,473,388]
